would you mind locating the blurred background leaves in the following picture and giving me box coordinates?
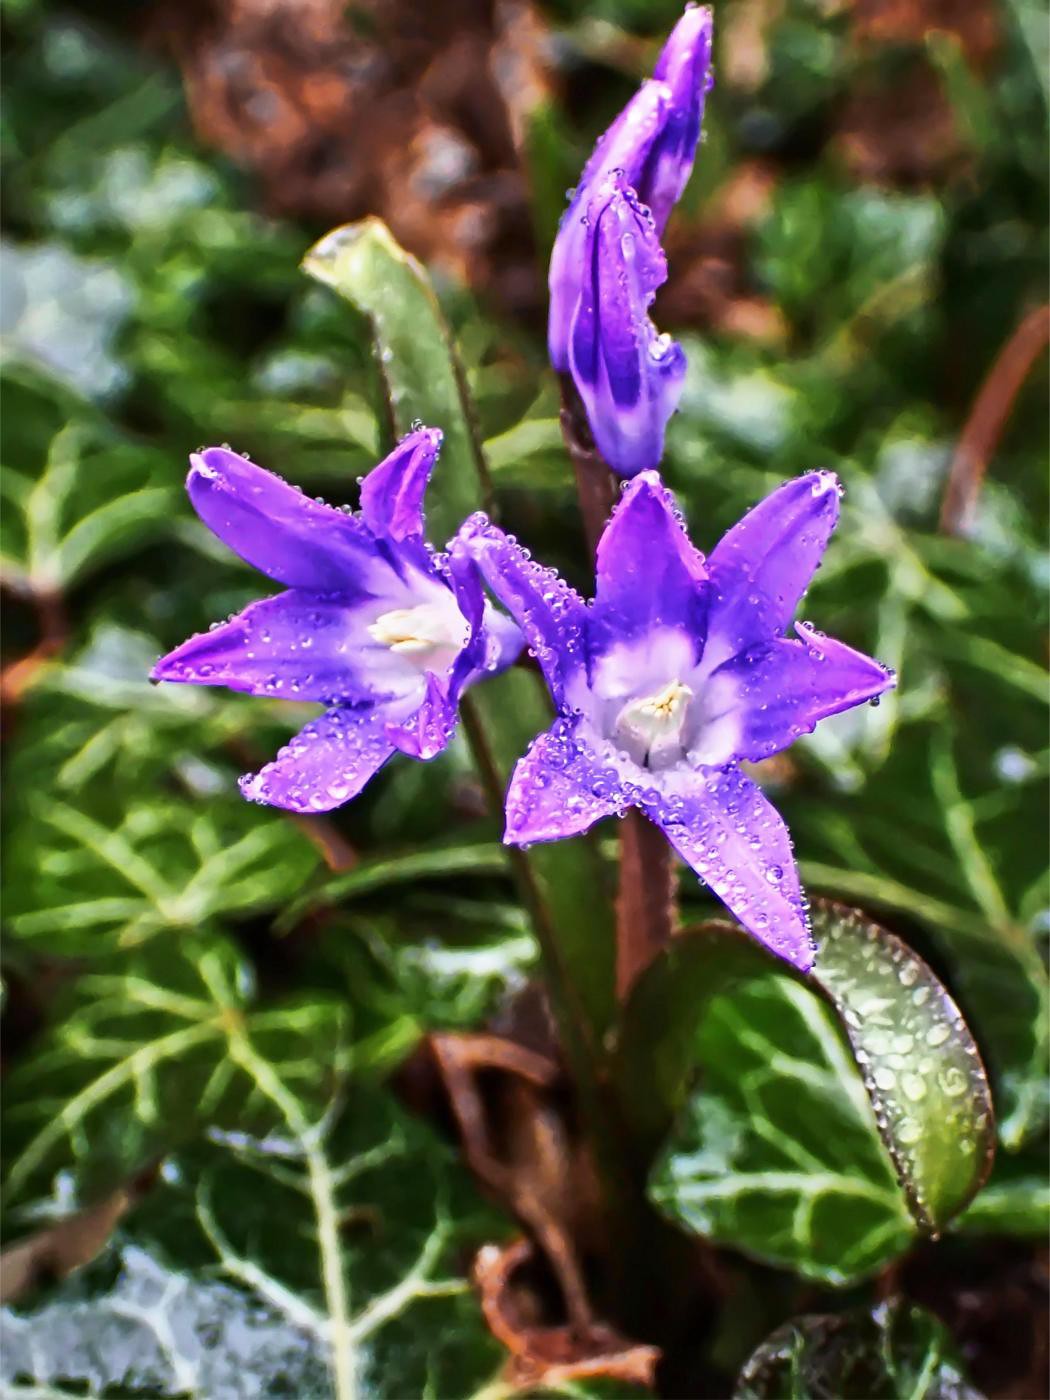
[1,0,1047,1396]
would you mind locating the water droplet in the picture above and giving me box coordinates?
[901,1072,927,1103]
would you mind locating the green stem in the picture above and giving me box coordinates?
[458,695,613,1160]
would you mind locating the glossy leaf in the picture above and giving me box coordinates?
[811,904,995,1230]
[627,903,994,1281]
[302,217,488,550]
[734,1298,980,1400]
[5,792,318,955]
[2,1074,503,1400]
[2,937,351,1201]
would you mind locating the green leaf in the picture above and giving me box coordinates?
[811,904,995,1231]
[5,793,318,955]
[2,1064,503,1399]
[623,903,994,1283]
[733,1299,980,1399]
[1,406,175,594]
[301,217,490,549]
[301,218,616,1038]
[955,1174,1050,1237]
[2,937,351,1203]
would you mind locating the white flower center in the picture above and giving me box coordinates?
[367,601,469,674]
[614,679,694,769]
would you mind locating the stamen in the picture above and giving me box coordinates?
[367,602,469,673]
[614,679,693,768]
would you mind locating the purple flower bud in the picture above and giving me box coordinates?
[567,173,687,477]
[549,5,713,374]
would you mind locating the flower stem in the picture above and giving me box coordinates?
[559,374,618,553]
[458,694,602,1084]
[458,693,636,1242]
[617,810,678,1000]
[558,375,678,1000]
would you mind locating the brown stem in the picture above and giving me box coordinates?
[557,375,677,1001]
[940,304,1050,535]
[1,584,67,725]
[559,374,618,554]
[616,811,678,1001]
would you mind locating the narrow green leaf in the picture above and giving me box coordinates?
[302,217,488,549]
[955,1175,1050,1236]
[301,219,616,1036]
[279,841,509,928]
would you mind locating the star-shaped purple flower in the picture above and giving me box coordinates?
[459,470,895,970]
[152,430,521,812]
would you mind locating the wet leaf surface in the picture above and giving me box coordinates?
[734,1298,982,1400]
[631,903,993,1282]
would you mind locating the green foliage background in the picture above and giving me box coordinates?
[1,1,1047,1396]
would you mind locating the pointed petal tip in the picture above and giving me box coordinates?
[150,647,191,684]
[238,771,263,802]
[793,939,817,975]
[399,423,444,454]
[190,445,252,479]
[666,3,714,47]
[187,453,219,486]
[413,423,443,442]
[454,510,494,543]
[631,468,665,489]
[794,620,898,698]
[806,469,843,503]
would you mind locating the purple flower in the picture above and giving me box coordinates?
[152,431,521,812]
[549,5,713,369]
[567,171,688,477]
[459,471,895,971]
[549,6,713,469]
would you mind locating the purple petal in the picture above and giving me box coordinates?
[504,717,626,845]
[151,591,400,705]
[156,590,378,705]
[188,447,383,593]
[240,705,394,813]
[705,471,842,668]
[455,515,586,707]
[592,471,708,654]
[444,541,523,683]
[383,549,503,762]
[385,672,457,760]
[485,607,527,673]
[548,81,669,371]
[568,176,686,477]
[644,5,715,230]
[359,427,443,543]
[646,766,813,971]
[696,623,896,765]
